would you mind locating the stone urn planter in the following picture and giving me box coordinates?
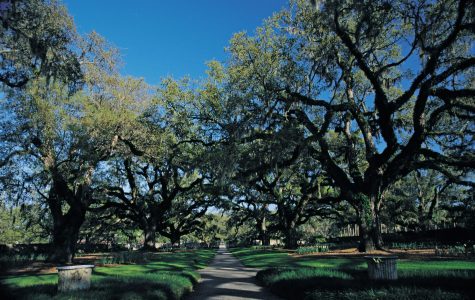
[57,265,95,292]
[364,256,398,280]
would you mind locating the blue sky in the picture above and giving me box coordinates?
[63,0,289,85]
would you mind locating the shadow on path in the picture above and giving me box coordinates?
[187,248,280,300]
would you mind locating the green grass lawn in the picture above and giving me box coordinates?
[1,249,215,300]
[230,248,475,300]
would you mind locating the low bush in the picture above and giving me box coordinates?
[296,244,334,255]
[389,242,475,257]
[435,245,475,257]
[250,245,280,250]
[390,242,438,249]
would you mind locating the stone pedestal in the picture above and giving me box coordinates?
[57,265,95,292]
[364,256,398,280]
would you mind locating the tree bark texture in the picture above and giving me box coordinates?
[143,223,157,250]
[49,208,86,264]
[283,227,298,249]
[356,193,384,252]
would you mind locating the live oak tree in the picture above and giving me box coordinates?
[383,170,472,231]
[201,58,343,249]
[157,194,210,246]
[226,189,273,246]
[0,0,125,262]
[410,170,451,231]
[96,157,166,251]
[214,120,315,249]
[221,0,474,251]
[96,77,209,250]
[215,114,339,248]
[0,30,149,262]
[194,213,228,248]
[250,156,339,249]
[79,209,140,250]
[97,154,204,250]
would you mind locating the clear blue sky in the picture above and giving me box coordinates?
[63,0,289,85]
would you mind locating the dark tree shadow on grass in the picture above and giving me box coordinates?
[257,267,475,300]
[3,276,192,300]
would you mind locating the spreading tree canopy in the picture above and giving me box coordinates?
[220,0,474,251]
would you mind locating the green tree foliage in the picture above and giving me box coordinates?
[96,154,205,250]
[0,0,82,88]
[383,171,473,231]
[79,209,141,251]
[0,27,149,262]
[249,158,339,249]
[221,177,276,246]
[95,77,213,250]
[0,202,49,244]
[194,213,228,247]
[157,194,210,246]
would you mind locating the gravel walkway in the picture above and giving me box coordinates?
[187,248,281,300]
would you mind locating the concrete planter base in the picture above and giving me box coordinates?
[57,265,95,292]
[364,256,398,280]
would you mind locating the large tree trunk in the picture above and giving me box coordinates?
[260,230,270,246]
[46,167,92,264]
[257,217,270,246]
[356,193,383,252]
[371,208,384,249]
[283,227,298,249]
[419,185,443,231]
[49,209,86,264]
[358,220,375,252]
[142,222,157,251]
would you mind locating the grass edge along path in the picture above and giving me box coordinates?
[1,249,216,300]
[230,247,475,300]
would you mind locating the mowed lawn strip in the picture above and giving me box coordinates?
[230,248,475,300]
[1,249,216,300]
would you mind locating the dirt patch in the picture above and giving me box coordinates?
[3,254,102,276]
[3,262,58,275]
[2,252,161,276]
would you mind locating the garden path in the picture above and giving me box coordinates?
[187,247,280,300]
